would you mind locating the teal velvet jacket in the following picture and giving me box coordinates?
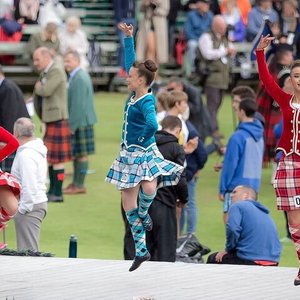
[67,68,97,132]
[121,37,158,150]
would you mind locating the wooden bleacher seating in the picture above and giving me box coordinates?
[0,0,121,90]
[22,24,116,40]
[0,42,27,55]
[0,0,258,90]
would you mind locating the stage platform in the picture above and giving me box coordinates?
[1,256,299,299]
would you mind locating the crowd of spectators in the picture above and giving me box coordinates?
[111,0,300,74]
[1,0,300,75]
[0,0,89,68]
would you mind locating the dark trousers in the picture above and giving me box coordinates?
[147,201,177,262]
[205,86,224,133]
[122,200,177,262]
[207,251,278,266]
[168,21,176,58]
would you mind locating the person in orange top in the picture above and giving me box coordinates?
[220,0,251,25]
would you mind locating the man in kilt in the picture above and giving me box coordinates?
[63,50,97,194]
[33,47,72,202]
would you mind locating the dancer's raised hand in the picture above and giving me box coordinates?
[118,23,134,37]
[256,34,275,51]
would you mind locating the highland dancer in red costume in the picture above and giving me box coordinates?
[256,35,300,286]
[0,126,21,248]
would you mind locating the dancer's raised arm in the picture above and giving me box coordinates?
[0,127,19,162]
[118,23,135,73]
[255,35,287,107]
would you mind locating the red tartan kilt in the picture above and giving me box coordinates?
[273,153,300,210]
[44,120,72,164]
[257,82,281,163]
[0,171,21,197]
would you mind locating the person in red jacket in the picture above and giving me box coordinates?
[0,13,23,65]
[0,126,21,248]
[256,34,300,286]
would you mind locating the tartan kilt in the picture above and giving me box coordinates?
[257,82,281,163]
[105,144,184,190]
[0,171,21,197]
[44,120,72,164]
[273,153,300,210]
[71,125,95,158]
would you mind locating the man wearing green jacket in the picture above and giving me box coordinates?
[33,47,72,203]
[63,50,97,194]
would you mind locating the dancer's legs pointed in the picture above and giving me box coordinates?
[122,186,150,271]
[289,223,300,285]
[138,180,157,231]
[287,210,300,286]
[138,188,156,231]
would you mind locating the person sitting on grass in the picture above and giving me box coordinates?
[207,185,281,266]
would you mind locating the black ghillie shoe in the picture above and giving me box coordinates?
[47,194,64,202]
[141,214,153,231]
[129,252,151,272]
[294,277,300,286]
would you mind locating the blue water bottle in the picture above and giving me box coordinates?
[69,234,77,258]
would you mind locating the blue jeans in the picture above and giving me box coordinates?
[180,177,198,235]
[116,18,136,69]
[187,39,198,73]
[223,192,231,213]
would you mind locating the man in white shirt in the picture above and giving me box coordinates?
[198,15,236,138]
[11,117,48,251]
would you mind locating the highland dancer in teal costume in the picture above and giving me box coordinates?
[106,23,184,271]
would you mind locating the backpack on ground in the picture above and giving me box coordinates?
[176,233,211,263]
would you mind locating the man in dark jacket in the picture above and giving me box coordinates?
[0,65,30,172]
[147,115,188,262]
[123,116,188,262]
[166,77,212,141]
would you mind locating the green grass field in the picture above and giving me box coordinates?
[3,91,297,267]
